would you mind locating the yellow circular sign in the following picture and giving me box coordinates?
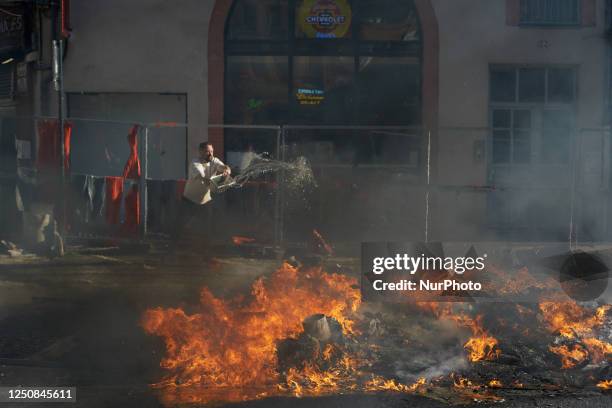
[298,0,352,39]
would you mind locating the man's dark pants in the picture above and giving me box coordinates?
[172,197,209,242]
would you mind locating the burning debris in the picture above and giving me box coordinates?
[142,261,611,406]
[141,262,436,405]
[539,301,611,369]
[231,236,256,246]
[142,263,362,404]
[312,229,333,256]
[461,316,501,362]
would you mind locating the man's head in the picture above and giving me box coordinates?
[199,142,214,162]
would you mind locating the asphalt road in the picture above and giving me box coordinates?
[0,249,609,408]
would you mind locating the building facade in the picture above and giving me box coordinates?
[4,0,612,244]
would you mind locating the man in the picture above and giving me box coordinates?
[175,142,231,240]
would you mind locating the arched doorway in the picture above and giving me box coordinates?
[208,0,438,162]
[207,0,439,242]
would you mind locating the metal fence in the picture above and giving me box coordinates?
[1,114,611,248]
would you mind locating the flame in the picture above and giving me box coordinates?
[143,263,431,404]
[539,301,610,339]
[450,374,505,403]
[582,337,612,363]
[365,376,426,393]
[488,379,502,388]
[464,332,501,362]
[142,263,362,404]
[416,303,501,362]
[143,263,432,405]
[283,363,345,396]
[452,314,501,362]
[597,380,612,390]
[497,267,557,294]
[452,374,475,389]
[232,236,256,245]
[540,301,611,368]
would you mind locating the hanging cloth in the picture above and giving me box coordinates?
[120,125,141,234]
[122,125,141,179]
[36,119,73,204]
[36,119,72,171]
[63,121,72,172]
[176,179,186,200]
[122,182,140,234]
[105,176,123,225]
[36,120,59,171]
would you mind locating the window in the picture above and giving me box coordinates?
[356,57,421,125]
[0,64,15,102]
[225,0,422,127]
[357,0,419,41]
[488,66,576,237]
[227,0,289,40]
[491,109,531,164]
[225,56,289,125]
[489,66,576,165]
[224,0,423,164]
[519,0,580,26]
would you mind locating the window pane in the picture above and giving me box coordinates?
[542,110,571,163]
[490,68,516,102]
[513,110,531,129]
[547,68,575,103]
[293,56,354,124]
[541,128,570,163]
[513,130,531,163]
[357,0,420,41]
[520,0,579,25]
[225,128,278,160]
[226,56,289,125]
[492,109,511,128]
[227,0,289,40]
[295,0,352,39]
[493,130,511,163]
[356,57,420,125]
[518,68,545,103]
[543,109,571,129]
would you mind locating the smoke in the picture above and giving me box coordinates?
[395,320,470,383]
[413,353,468,380]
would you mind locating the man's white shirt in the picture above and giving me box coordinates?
[183,157,225,204]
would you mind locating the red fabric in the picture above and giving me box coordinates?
[176,179,186,199]
[122,184,140,235]
[105,177,123,225]
[36,120,59,201]
[120,125,141,231]
[36,119,60,170]
[36,119,73,203]
[61,0,71,38]
[61,122,72,230]
[122,125,141,179]
[36,119,72,171]
[63,121,72,172]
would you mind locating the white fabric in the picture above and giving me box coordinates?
[183,157,225,204]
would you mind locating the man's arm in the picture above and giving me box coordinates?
[213,158,231,176]
[188,161,208,182]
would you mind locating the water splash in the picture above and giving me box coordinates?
[215,154,316,193]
